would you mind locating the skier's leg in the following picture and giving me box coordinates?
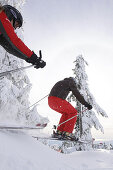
[48,96,67,131]
[48,96,77,133]
[57,113,68,132]
[57,100,77,133]
[63,111,77,133]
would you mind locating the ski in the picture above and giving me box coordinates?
[0,123,47,130]
[35,136,92,144]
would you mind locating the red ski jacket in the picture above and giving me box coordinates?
[0,11,33,60]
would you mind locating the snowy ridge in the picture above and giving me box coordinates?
[0,131,113,170]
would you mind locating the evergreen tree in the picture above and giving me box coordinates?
[68,55,108,145]
[0,0,48,126]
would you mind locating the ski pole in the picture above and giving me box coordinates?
[19,94,49,115]
[0,50,43,77]
[56,108,88,128]
[0,65,33,77]
[27,94,49,110]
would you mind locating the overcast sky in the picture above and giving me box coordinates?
[22,0,113,139]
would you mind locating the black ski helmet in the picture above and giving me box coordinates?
[3,5,23,28]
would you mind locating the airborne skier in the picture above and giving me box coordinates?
[0,4,46,69]
[48,77,92,140]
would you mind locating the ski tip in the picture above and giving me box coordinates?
[36,123,47,127]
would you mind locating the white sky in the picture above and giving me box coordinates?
[22,0,113,139]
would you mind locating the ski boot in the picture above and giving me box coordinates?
[51,130,63,139]
[62,132,78,141]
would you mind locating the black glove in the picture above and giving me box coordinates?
[34,60,46,69]
[26,52,46,69]
[87,104,92,110]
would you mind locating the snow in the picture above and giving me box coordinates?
[0,131,113,170]
[0,1,113,170]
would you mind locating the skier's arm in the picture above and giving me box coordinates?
[0,11,33,59]
[0,34,29,59]
[70,79,92,110]
[0,11,46,68]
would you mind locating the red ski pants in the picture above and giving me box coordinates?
[48,96,77,133]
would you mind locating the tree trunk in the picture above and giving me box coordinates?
[77,101,82,138]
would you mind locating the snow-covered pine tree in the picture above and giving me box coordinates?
[0,0,48,126]
[68,55,108,150]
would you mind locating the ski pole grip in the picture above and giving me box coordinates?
[39,50,42,59]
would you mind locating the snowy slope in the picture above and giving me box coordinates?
[0,130,113,170]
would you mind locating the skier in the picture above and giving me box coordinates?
[0,5,46,68]
[48,77,92,140]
